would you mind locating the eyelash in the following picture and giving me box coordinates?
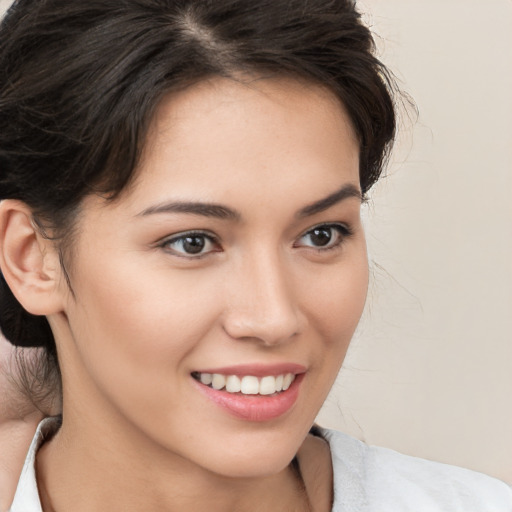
[159,230,221,259]
[159,223,353,258]
[294,223,353,252]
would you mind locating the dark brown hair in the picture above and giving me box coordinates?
[0,0,396,368]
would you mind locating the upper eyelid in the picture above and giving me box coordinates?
[156,222,352,248]
[160,229,219,244]
[299,221,352,237]
[158,223,350,239]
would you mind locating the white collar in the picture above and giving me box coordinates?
[9,417,60,512]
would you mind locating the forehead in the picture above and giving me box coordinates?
[116,76,360,215]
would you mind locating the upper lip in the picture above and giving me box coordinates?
[192,363,306,377]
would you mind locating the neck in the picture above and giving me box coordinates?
[35,412,311,512]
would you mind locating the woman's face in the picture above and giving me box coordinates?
[52,77,368,477]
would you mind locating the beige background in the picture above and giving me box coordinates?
[1,0,511,483]
[316,0,512,484]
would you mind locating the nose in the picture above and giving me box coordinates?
[222,250,304,346]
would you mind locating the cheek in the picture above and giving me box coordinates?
[302,243,369,396]
[308,248,369,343]
[65,255,224,395]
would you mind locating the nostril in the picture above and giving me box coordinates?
[221,257,304,344]
[222,309,302,346]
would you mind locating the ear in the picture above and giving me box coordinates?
[0,200,65,316]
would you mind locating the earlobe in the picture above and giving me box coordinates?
[0,200,64,316]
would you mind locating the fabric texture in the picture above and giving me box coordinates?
[322,428,512,511]
[8,418,512,511]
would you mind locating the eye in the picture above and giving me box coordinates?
[160,231,220,257]
[295,223,352,251]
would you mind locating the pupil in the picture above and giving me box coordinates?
[311,228,331,246]
[183,236,205,254]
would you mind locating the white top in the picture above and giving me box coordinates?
[8,418,512,511]
[323,429,512,511]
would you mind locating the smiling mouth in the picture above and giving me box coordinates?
[191,372,296,396]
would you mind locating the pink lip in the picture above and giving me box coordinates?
[193,363,306,377]
[192,367,305,422]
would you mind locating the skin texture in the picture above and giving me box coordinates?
[0,77,368,511]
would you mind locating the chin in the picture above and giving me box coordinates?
[207,452,296,479]
[190,426,310,479]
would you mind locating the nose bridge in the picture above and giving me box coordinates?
[223,245,301,345]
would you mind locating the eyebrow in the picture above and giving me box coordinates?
[296,183,362,218]
[137,201,241,220]
[137,183,362,221]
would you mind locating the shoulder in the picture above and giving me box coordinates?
[8,417,60,512]
[320,428,512,512]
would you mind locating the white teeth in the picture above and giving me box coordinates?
[200,373,213,385]
[240,376,260,394]
[275,374,284,392]
[282,373,294,391]
[225,375,241,393]
[211,373,226,390]
[195,372,297,395]
[259,376,276,395]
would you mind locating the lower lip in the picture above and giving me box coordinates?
[193,374,304,422]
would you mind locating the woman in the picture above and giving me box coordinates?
[0,1,511,511]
